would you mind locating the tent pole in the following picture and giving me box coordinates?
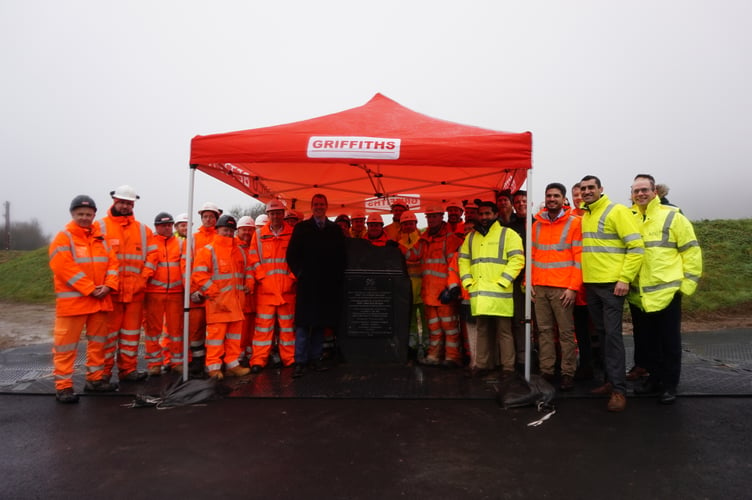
[524,168,533,382]
[182,165,197,382]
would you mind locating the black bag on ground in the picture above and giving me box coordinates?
[497,372,555,409]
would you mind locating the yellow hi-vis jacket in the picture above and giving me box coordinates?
[458,221,524,317]
[627,196,702,312]
[581,194,644,284]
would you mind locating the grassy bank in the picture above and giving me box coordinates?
[1,218,750,313]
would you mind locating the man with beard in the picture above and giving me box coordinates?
[459,201,524,379]
[530,183,582,391]
[579,175,644,412]
[97,185,155,383]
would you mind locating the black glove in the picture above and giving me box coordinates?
[439,286,461,304]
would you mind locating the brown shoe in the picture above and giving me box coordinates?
[147,366,162,376]
[208,370,224,380]
[626,366,649,381]
[559,374,575,392]
[226,366,251,377]
[590,382,613,395]
[607,391,627,412]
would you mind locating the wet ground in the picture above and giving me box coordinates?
[1,329,751,499]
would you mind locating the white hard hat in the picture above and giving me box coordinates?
[266,199,286,213]
[237,216,255,228]
[175,213,189,224]
[367,213,384,224]
[255,214,269,226]
[400,211,418,223]
[110,185,140,201]
[198,201,222,216]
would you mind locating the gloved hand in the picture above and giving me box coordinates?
[438,285,461,304]
[190,291,205,304]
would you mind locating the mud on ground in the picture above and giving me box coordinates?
[0,301,750,350]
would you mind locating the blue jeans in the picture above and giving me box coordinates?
[585,283,627,394]
[295,326,324,364]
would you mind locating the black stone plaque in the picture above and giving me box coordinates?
[346,274,394,337]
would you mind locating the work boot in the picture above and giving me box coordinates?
[226,365,251,377]
[55,388,79,404]
[171,364,185,374]
[659,388,677,405]
[559,374,575,392]
[119,370,148,382]
[292,363,305,378]
[147,366,162,377]
[84,379,118,393]
[634,378,663,395]
[310,360,328,372]
[420,356,440,366]
[250,365,263,374]
[207,369,224,380]
[607,391,627,412]
[441,359,461,369]
[626,365,649,381]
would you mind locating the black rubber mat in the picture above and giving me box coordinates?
[2,329,750,398]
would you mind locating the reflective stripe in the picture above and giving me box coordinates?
[470,290,514,299]
[643,279,683,293]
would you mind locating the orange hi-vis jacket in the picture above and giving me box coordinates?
[49,221,119,316]
[249,224,296,305]
[531,207,583,291]
[142,233,184,294]
[405,222,464,306]
[184,226,218,306]
[397,230,423,303]
[367,230,392,247]
[192,235,248,324]
[237,238,256,314]
[96,211,154,303]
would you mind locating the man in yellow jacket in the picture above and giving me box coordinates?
[580,175,645,412]
[628,174,702,404]
[458,201,524,378]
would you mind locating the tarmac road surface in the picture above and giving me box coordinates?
[1,395,750,499]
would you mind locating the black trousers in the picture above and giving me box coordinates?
[630,293,683,390]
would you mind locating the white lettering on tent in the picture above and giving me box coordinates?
[307,136,401,160]
[365,194,420,212]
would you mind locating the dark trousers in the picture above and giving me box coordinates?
[631,294,683,390]
[295,326,324,364]
[585,283,627,394]
[573,304,593,369]
[629,302,649,369]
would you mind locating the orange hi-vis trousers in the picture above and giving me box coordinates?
[144,293,184,369]
[250,302,295,367]
[425,304,462,363]
[104,299,144,379]
[53,311,108,390]
[188,306,207,362]
[205,320,243,372]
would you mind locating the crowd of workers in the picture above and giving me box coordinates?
[49,175,702,412]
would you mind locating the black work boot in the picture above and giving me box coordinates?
[56,388,79,404]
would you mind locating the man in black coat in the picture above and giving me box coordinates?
[286,193,347,378]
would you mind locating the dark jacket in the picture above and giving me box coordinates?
[286,217,347,328]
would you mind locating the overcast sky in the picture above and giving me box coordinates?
[2,1,750,237]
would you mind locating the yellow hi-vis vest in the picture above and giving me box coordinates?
[581,194,644,284]
[627,196,702,312]
[458,222,524,317]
